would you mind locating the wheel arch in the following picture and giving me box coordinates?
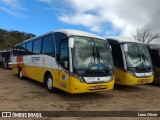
[18,66,22,73]
[43,70,53,84]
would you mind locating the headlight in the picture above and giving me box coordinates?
[69,72,86,83]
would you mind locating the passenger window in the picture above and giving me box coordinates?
[26,41,33,54]
[149,50,160,67]
[59,40,69,70]
[42,34,55,56]
[33,39,42,54]
[111,44,124,68]
[54,32,68,55]
[21,44,26,55]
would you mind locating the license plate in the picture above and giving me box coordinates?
[141,79,148,83]
[89,85,106,90]
[95,85,103,89]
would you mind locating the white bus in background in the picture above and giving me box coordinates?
[0,50,13,69]
[105,37,154,85]
[12,29,114,93]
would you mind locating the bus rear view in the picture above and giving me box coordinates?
[105,37,153,85]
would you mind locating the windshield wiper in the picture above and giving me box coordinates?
[95,47,101,63]
[136,50,151,70]
[92,45,96,63]
[95,47,113,74]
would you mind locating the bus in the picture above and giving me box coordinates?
[105,36,154,85]
[147,44,160,84]
[0,50,13,69]
[12,29,114,93]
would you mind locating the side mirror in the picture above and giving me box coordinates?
[123,44,128,52]
[110,45,112,51]
[69,38,74,48]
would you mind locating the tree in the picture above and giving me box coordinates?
[132,28,160,43]
[0,29,35,50]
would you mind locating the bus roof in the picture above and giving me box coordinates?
[105,36,142,44]
[16,29,104,46]
[54,29,104,39]
[147,43,160,50]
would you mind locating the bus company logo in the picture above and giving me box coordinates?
[42,57,45,65]
[31,57,40,64]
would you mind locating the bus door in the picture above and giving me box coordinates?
[58,39,70,92]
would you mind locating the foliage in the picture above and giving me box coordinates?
[0,29,35,50]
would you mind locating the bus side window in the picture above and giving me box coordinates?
[149,50,160,67]
[111,44,124,68]
[33,39,42,54]
[42,34,55,56]
[54,32,68,55]
[26,41,33,55]
[59,40,69,70]
[21,43,26,55]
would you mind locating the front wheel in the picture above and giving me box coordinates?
[46,74,54,92]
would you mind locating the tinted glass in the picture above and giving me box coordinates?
[72,36,114,77]
[111,44,124,68]
[149,50,160,67]
[42,34,55,56]
[21,43,26,55]
[54,32,67,54]
[26,41,33,54]
[124,43,152,68]
[59,40,69,70]
[33,39,42,54]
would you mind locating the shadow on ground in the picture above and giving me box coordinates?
[113,84,145,92]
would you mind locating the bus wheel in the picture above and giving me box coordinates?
[46,74,54,92]
[18,68,23,79]
[5,63,7,69]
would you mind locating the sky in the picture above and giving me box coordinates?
[0,0,160,43]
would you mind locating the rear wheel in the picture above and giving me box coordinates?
[46,74,54,92]
[3,62,5,68]
[4,63,7,69]
[18,68,23,79]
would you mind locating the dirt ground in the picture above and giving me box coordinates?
[0,67,160,120]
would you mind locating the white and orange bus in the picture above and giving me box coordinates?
[12,29,114,93]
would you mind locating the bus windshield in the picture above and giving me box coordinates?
[72,36,114,77]
[123,43,152,70]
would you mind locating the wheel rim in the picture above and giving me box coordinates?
[19,70,22,78]
[47,77,52,90]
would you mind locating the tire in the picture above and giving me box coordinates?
[4,63,7,69]
[46,74,54,92]
[18,68,23,79]
[3,62,5,68]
